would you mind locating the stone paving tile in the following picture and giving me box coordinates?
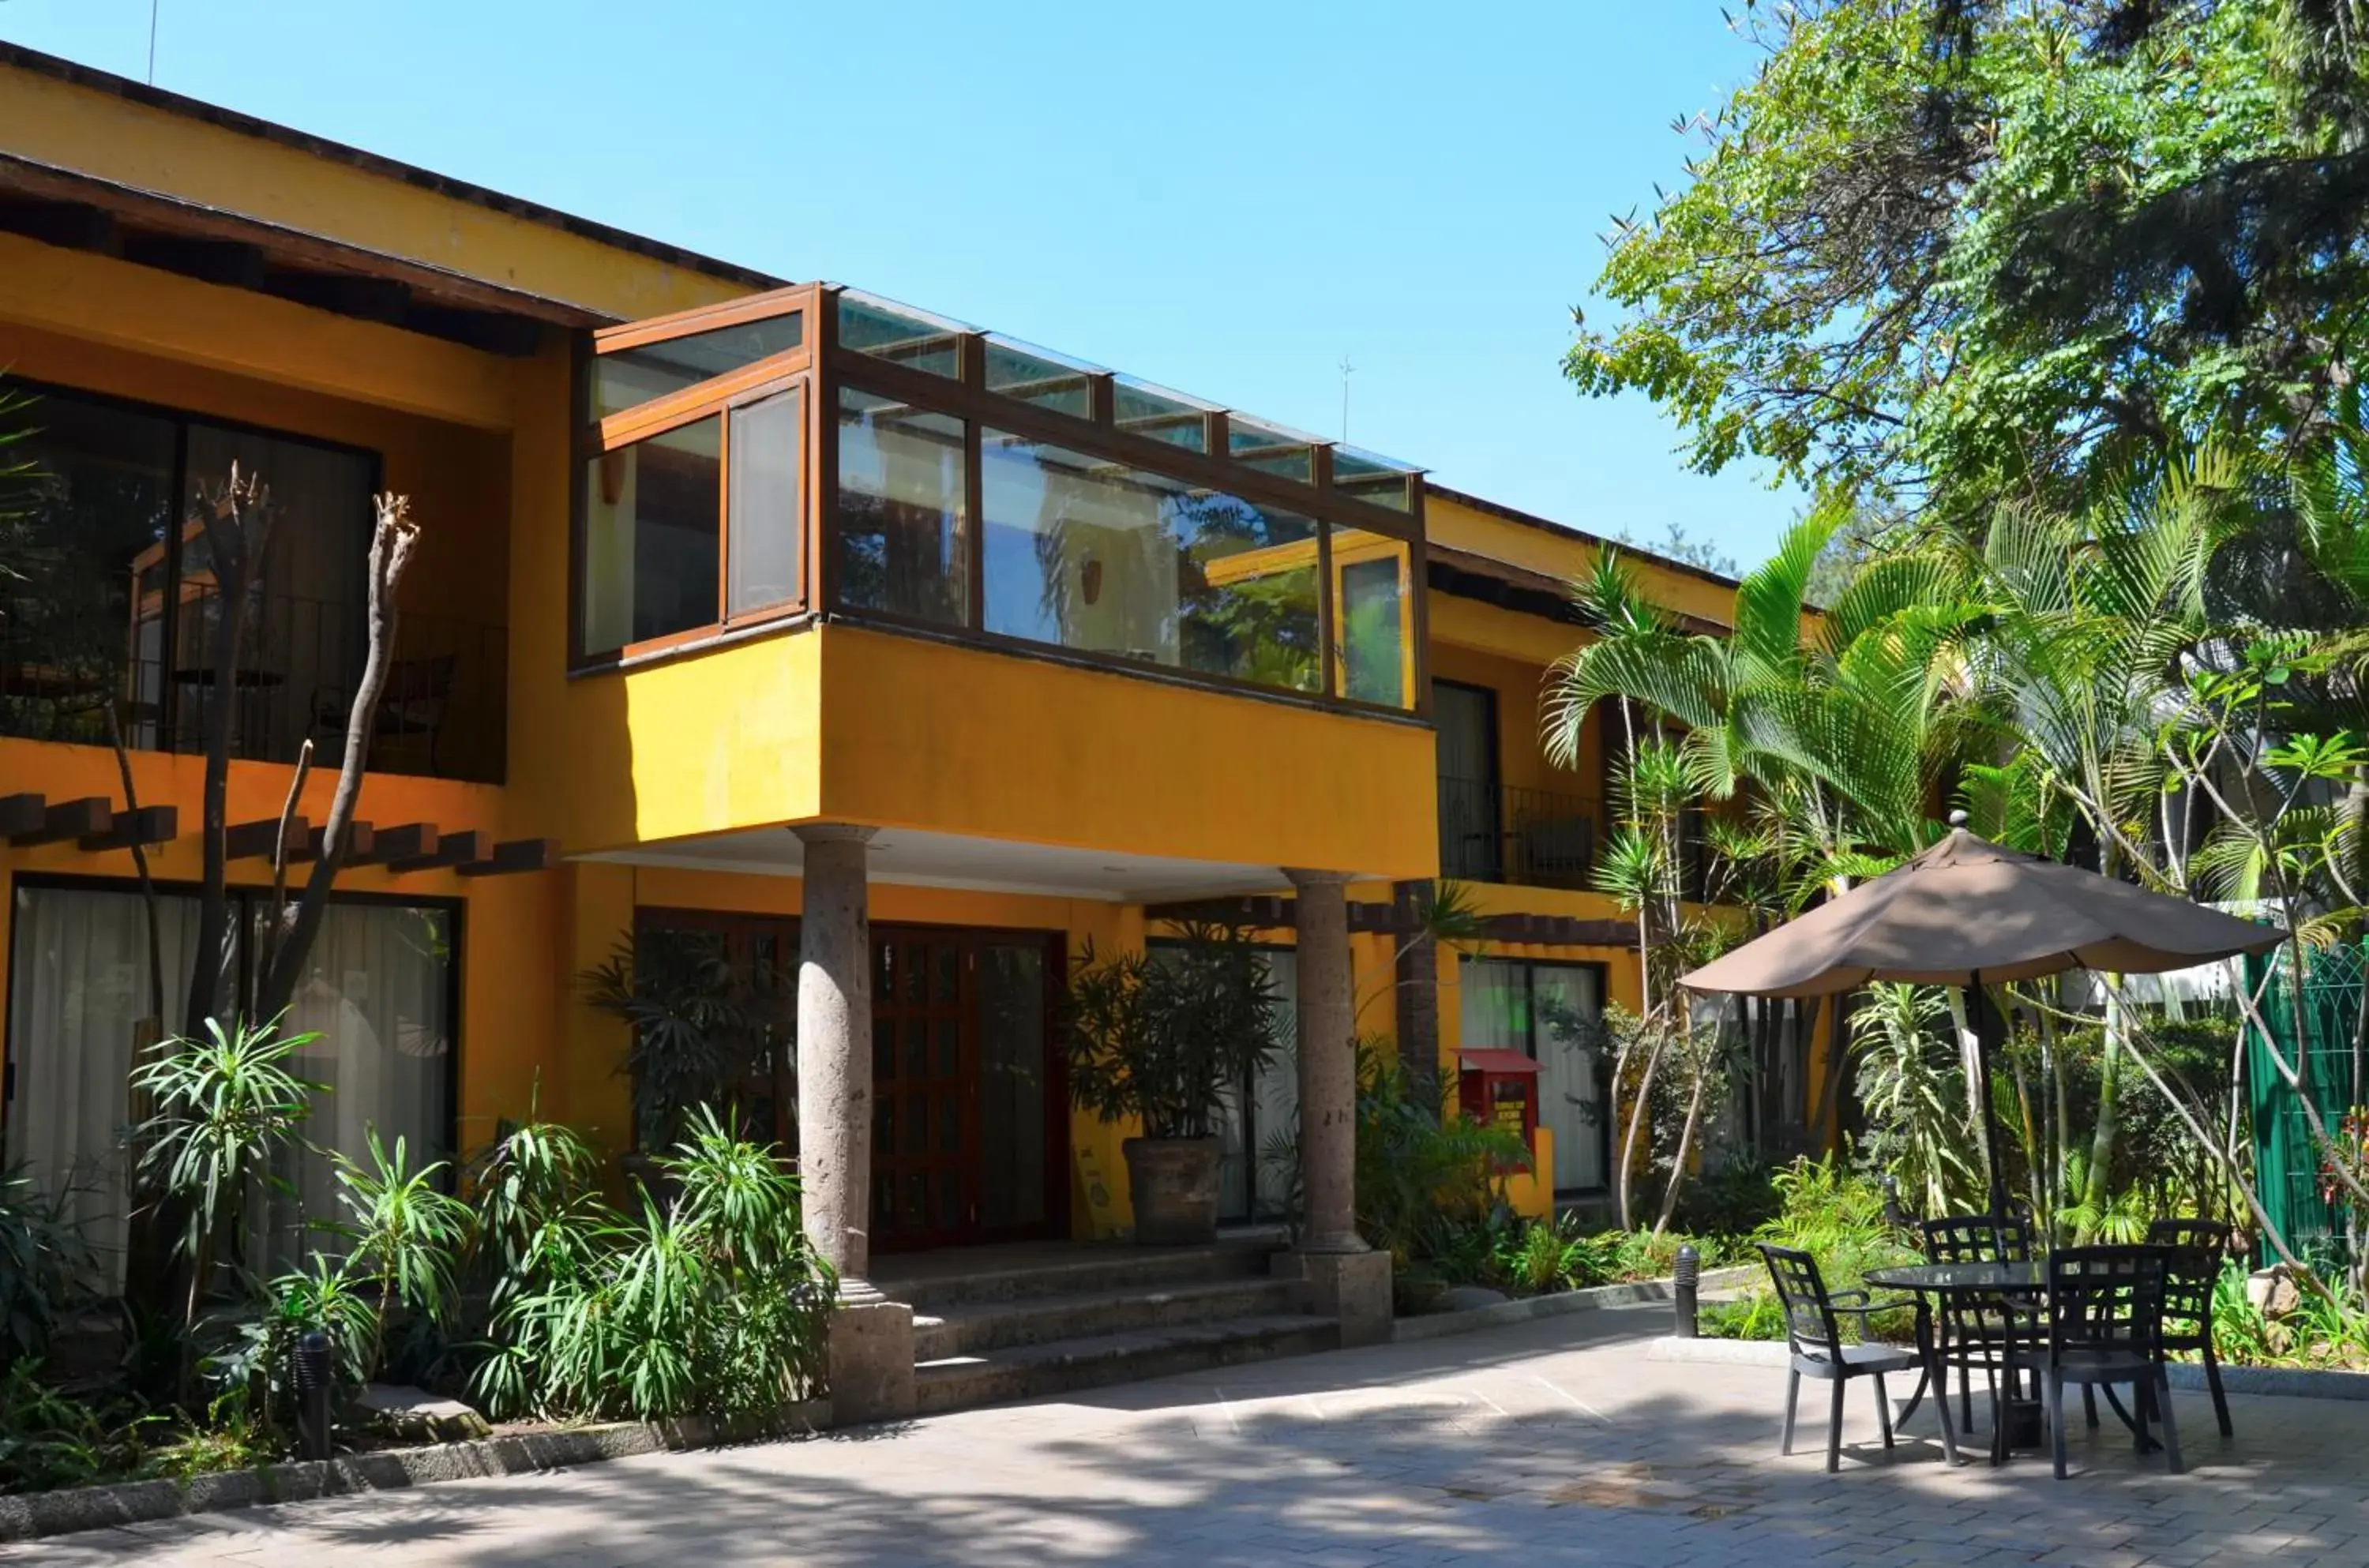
[9,1303,2369,1566]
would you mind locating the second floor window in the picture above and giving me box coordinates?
[0,383,378,768]
[576,291,813,662]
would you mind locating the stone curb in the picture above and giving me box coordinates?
[1391,1265,1759,1343]
[1647,1335,2369,1402]
[0,1398,831,1545]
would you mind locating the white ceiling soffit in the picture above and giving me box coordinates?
[581,825,1301,904]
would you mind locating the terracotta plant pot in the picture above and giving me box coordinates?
[1122,1135,1222,1245]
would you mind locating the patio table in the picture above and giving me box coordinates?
[1865,1259,2044,1465]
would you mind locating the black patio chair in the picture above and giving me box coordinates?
[1759,1243,1933,1472]
[2042,1245,2183,1480]
[2147,1217,2234,1438]
[1919,1214,2041,1435]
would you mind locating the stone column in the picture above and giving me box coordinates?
[1287,868,1393,1345]
[794,823,913,1424]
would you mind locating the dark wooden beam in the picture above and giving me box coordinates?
[457,838,558,877]
[225,816,309,861]
[0,793,46,838]
[0,197,118,254]
[79,805,177,851]
[389,829,480,875]
[294,821,374,863]
[347,823,437,867]
[121,234,268,289]
[9,797,112,847]
[404,304,545,356]
[266,268,411,324]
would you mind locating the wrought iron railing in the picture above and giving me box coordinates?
[0,587,507,782]
[1436,775,1604,890]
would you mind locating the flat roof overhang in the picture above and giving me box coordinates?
[0,148,607,355]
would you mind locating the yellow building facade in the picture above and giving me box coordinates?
[0,43,1821,1358]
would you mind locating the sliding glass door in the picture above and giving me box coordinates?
[2,881,455,1285]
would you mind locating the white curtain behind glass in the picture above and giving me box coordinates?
[1531,966,1604,1191]
[4,886,449,1283]
[251,902,452,1270]
[4,886,205,1283]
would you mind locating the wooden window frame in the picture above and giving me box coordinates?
[572,288,819,672]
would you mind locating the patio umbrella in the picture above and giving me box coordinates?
[1680,812,2285,1215]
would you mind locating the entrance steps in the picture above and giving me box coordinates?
[874,1237,1340,1416]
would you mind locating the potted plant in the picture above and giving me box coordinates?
[1065,921,1282,1244]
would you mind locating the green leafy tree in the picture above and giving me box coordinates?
[1570,0,2369,512]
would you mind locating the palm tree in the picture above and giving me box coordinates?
[1545,512,1978,1221]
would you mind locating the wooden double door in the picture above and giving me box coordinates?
[869,925,1064,1251]
[634,911,1064,1251]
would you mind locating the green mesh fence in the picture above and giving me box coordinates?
[2243,941,2367,1266]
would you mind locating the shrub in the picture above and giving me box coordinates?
[0,1363,158,1496]
[0,1163,96,1371]
[474,1106,834,1424]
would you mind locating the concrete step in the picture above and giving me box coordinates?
[913,1313,1340,1416]
[912,1275,1309,1360]
[881,1239,1282,1313]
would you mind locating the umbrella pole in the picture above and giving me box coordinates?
[1971,970,2010,1218]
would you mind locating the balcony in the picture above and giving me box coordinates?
[573,285,1425,716]
[1437,776,1603,890]
[0,586,506,783]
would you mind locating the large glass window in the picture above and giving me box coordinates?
[594,312,804,416]
[581,416,722,655]
[1462,957,1605,1192]
[1334,529,1410,707]
[3,883,452,1284]
[0,386,396,769]
[1112,376,1214,452]
[982,338,1091,417]
[0,393,176,748]
[980,429,1320,692]
[576,292,813,662]
[837,291,963,379]
[836,388,968,626]
[727,388,805,617]
[1331,445,1415,512]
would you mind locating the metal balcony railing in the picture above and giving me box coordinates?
[0,587,507,783]
[1437,775,1605,890]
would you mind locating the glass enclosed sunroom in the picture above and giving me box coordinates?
[574,284,1427,714]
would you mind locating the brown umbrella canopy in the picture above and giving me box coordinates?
[1680,822,2286,1000]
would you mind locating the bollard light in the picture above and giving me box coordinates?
[1673,1243,1700,1339]
[293,1329,334,1462]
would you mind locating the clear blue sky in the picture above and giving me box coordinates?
[1,0,1802,570]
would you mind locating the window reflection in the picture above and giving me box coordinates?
[581,416,722,654]
[982,339,1092,416]
[594,313,803,417]
[727,388,804,617]
[838,292,963,380]
[1112,377,1214,452]
[980,430,1320,693]
[1331,445,1414,512]
[0,393,176,748]
[835,388,968,626]
[1227,416,1313,483]
[1333,528,1410,707]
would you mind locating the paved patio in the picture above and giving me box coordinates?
[12,1304,2363,1567]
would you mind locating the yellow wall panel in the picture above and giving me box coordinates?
[0,62,759,323]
